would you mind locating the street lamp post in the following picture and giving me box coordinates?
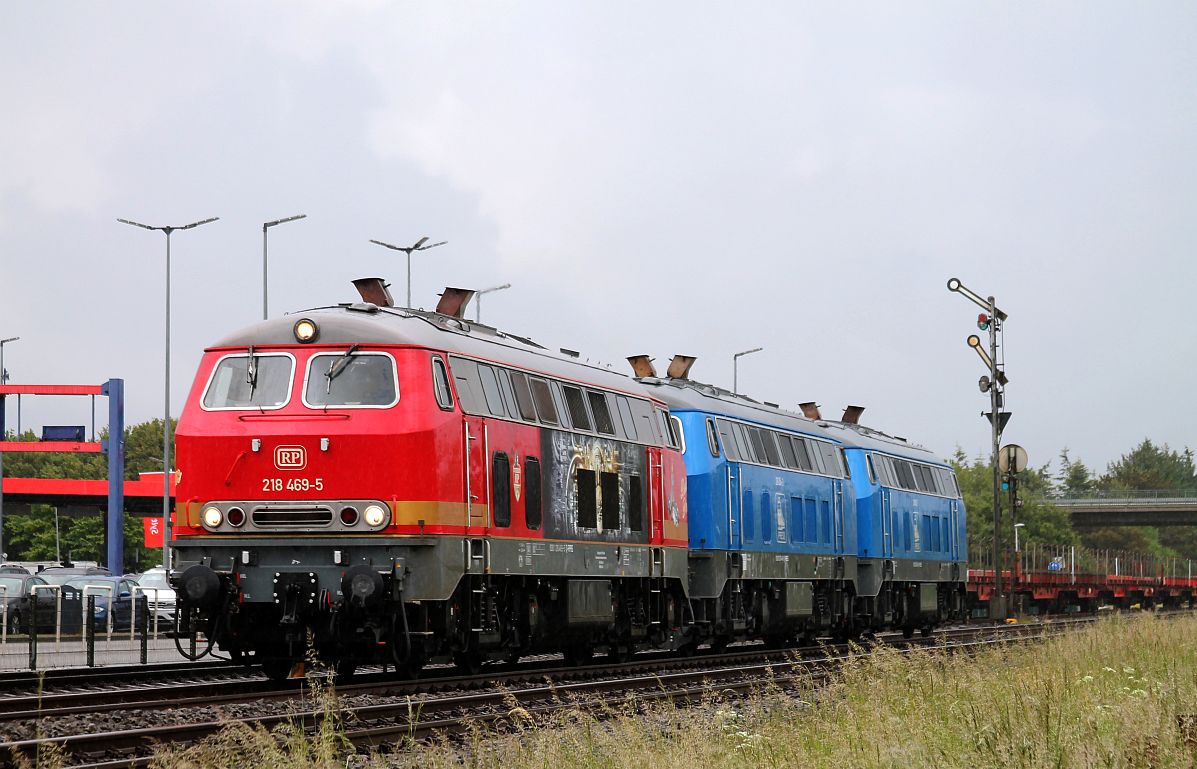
[368,237,447,308]
[474,283,511,322]
[732,347,764,394]
[0,336,18,564]
[119,217,219,570]
[262,214,307,320]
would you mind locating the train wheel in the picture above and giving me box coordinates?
[901,626,915,639]
[562,644,593,667]
[920,625,933,638]
[335,660,357,680]
[261,658,292,682]
[454,650,483,675]
[607,645,630,663]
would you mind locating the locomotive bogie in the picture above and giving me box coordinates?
[174,535,692,674]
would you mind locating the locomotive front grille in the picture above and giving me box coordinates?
[251,505,334,527]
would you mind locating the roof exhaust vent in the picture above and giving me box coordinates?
[435,287,476,319]
[798,402,822,420]
[841,405,865,424]
[352,278,394,308]
[627,355,656,378]
[666,355,696,380]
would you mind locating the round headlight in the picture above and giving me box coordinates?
[340,506,359,526]
[227,507,246,527]
[202,506,224,528]
[363,504,388,527]
[293,318,319,343]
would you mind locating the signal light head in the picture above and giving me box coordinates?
[293,318,319,343]
[977,313,990,330]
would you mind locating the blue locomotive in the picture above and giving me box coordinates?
[634,355,967,645]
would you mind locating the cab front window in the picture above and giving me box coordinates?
[303,352,398,408]
[202,353,294,410]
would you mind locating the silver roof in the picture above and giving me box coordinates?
[640,376,948,465]
[209,303,643,396]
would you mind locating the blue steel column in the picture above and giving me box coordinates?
[102,379,125,572]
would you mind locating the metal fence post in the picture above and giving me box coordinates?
[138,595,149,665]
[86,595,96,668]
[28,601,36,671]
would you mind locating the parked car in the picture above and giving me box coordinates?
[0,573,71,634]
[38,565,111,587]
[133,568,177,629]
[62,576,137,631]
[0,564,31,575]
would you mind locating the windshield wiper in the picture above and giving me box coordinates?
[326,345,359,393]
[246,346,259,397]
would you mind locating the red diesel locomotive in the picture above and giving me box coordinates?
[172,282,690,678]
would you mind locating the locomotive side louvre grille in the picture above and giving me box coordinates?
[251,505,334,527]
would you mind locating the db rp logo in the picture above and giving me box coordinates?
[274,445,307,470]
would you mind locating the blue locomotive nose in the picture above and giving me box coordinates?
[177,564,223,609]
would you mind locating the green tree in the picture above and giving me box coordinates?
[1087,439,1197,560]
[951,448,1076,566]
[1056,448,1095,497]
[1100,439,1197,493]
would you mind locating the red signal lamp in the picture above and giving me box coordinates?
[977,313,990,331]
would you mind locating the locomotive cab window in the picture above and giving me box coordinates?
[670,415,686,454]
[203,352,294,410]
[477,365,507,417]
[431,357,454,411]
[304,352,397,408]
[706,418,721,457]
[716,419,740,461]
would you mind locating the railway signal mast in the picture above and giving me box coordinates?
[947,278,1010,619]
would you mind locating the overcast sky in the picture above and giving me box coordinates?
[1,2,1194,478]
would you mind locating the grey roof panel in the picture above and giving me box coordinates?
[208,304,643,396]
[641,376,950,466]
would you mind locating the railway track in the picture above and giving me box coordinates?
[0,660,251,697]
[0,618,1085,768]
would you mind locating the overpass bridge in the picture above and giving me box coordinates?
[1053,491,1197,527]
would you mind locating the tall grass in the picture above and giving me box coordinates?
[150,615,1197,769]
